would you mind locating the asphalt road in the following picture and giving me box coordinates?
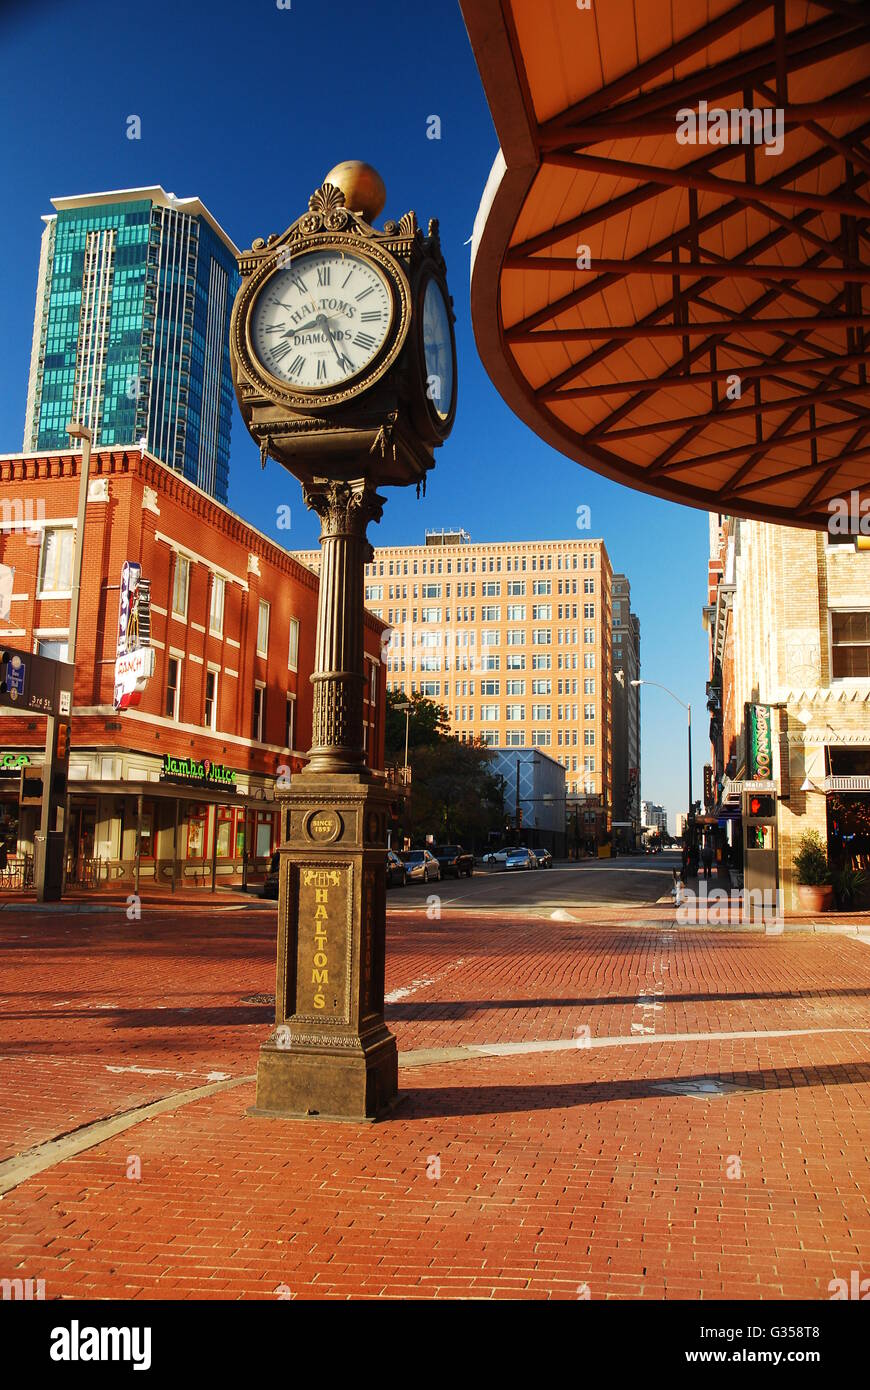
[388,851,678,914]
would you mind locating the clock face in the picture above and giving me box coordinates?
[422,278,454,421]
[250,250,393,391]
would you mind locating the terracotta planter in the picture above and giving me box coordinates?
[797,883,833,913]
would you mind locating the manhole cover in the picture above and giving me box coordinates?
[654,1078,751,1098]
[240,993,275,1006]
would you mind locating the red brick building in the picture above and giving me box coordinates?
[0,447,386,889]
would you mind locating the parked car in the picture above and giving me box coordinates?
[386,849,406,887]
[532,847,553,869]
[433,845,474,878]
[261,850,280,899]
[482,847,518,864]
[504,847,537,871]
[399,849,442,883]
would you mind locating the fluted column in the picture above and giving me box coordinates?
[303,478,385,773]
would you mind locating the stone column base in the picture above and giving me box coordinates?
[249,771,398,1122]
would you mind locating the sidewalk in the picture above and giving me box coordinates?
[1,904,869,1298]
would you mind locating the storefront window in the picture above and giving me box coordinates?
[187,805,208,859]
[216,806,234,858]
[256,811,274,859]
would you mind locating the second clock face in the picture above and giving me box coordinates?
[250,249,393,391]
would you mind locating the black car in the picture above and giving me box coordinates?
[386,849,406,887]
[432,845,474,879]
[532,847,553,869]
[261,850,280,899]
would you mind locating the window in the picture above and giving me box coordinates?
[584,653,596,669]
[421,583,442,599]
[832,611,870,677]
[166,656,181,720]
[481,581,500,597]
[506,629,525,646]
[506,653,526,670]
[532,628,551,645]
[420,680,440,696]
[481,679,499,696]
[481,605,500,622]
[506,679,526,696]
[532,704,551,720]
[480,730,498,747]
[209,575,225,636]
[480,704,499,721]
[252,682,266,741]
[257,600,270,656]
[482,654,500,671]
[533,604,552,620]
[584,603,595,619]
[532,679,551,694]
[420,607,441,623]
[38,527,74,595]
[507,580,525,596]
[584,702,596,719]
[584,755,596,772]
[204,669,218,730]
[36,637,68,661]
[584,729,596,745]
[366,584,384,601]
[532,580,551,596]
[584,628,595,643]
[288,618,299,670]
[285,695,295,750]
[504,730,525,746]
[506,605,526,621]
[585,677,596,694]
[506,704,525,721]
[532,730,551,746]
[584,578,595,594]
[481,629,499,647]
[172,555,190,619]
[532,654,551,670]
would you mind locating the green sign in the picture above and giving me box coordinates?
[159,755,238,789]
[0,751,30,777]
[745,704,774,780]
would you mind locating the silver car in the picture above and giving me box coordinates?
[399,849,442,883]
[504,847,536,871]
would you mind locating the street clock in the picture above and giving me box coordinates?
[230,164,456,489]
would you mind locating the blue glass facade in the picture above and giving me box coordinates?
[26,192,239,504]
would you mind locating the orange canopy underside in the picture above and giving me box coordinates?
[462,0,870,528]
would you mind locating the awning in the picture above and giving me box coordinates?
[461,0,870,529]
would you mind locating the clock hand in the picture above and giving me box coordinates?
[282,318,319,337]
[318,314,354,372]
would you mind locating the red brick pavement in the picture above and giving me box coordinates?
[1,905,869,1299]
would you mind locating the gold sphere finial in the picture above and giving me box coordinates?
[323,161,386,222]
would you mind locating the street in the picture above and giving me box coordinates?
[389,851,677,914]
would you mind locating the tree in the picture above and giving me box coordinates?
[384,688,450,761]
[403,738,505,849]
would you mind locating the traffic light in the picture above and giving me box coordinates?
[748,794,775,818]
[56,722,70,762]
[517,808,523,827]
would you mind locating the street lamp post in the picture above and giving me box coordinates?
[631,679,693,827]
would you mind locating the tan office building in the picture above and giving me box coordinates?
[293,530,615,817]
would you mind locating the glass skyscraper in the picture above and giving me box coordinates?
[24,187,240,504]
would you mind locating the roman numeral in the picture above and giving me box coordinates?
[290,274,307,294]
[316,360,328,381]
[317,266,330,287]
[271,341,292,362]
[288,354,305,376]
[355,286,374,301]
[342,270,354,288]
[354,332,377,350]
[265,323,285,333]
[360,311,381,322]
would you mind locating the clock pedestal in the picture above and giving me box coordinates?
[249,477,399,1121]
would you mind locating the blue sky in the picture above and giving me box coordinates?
[0,0,711,830]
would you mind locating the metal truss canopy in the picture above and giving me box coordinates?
[461,0,870,528]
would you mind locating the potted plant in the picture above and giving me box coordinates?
[831,865,867,912]
[793,829,833,911]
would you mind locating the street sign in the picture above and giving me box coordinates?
[0,647,74,717]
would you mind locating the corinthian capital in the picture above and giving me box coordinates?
[303,478,386,540]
